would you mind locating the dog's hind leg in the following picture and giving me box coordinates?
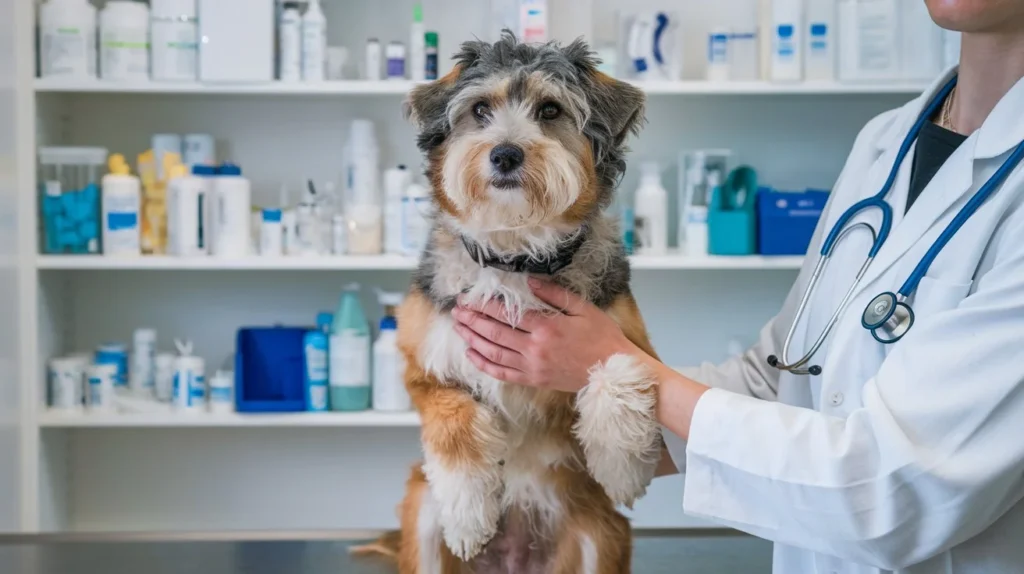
[398,465,463,574]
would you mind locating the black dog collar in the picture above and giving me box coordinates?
[460,229,587,275]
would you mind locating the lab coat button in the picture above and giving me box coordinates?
[829,392,844,406]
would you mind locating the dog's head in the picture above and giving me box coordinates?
[406,32,646,255]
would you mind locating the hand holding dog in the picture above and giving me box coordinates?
[452,278,639,392]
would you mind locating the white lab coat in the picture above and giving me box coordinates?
[664,66,1024,573]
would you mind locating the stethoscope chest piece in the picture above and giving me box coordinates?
[862,292,915,344]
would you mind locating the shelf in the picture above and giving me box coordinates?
[38,410,421,428]
[36,254,804,271]
[34,78,929,96]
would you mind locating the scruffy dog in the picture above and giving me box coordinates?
[359,33,662,573]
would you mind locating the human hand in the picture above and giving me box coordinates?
[451,277,638,393]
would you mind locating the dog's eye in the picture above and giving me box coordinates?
[538,102,561,120]
[473,102,491,119]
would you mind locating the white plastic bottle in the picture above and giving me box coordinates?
[384,166,410,254]
[410,4,426,81]
[130,327,157,396]
[301,0,327,82]
[365,38,382,81]
[278,1,302,82]
[100,1,150,81]
[804,0,835,81]
[101,154,142,256]
[166,164,208,256]
[373,291,410,411]
[345,120,383,255]
[151,0,198,81]
[771,0,803,82]
[212,163,252,257]
[633,162,668,256]
[260,208,283,255]
[520,0,549,44]
[706,27,730,82]
[40,0,97,79]
[402,179,431,256]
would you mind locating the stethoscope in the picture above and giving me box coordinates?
[767,75,1024,376]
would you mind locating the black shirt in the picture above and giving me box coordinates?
[906,121,968,213]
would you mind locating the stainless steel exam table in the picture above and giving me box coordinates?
[0,529,772,573]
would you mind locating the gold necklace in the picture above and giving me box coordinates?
[941,87,957,132]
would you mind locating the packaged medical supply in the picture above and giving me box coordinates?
[199,0,273,82]
[757,188,829,255]
[706,28,730,82]
[365,38,382,81]
[38,146,104,255]
[402,180,431,256]
[373,292,410,411]
[633,162,668,256]
[708,167,759,256]
[332,214,347,254]
[211,163,252,257]
[386,42,407,80]
[330,283,371,411]
[260,208,283,255]
[101,153,142,256]
[771,0,803,82]
[384,166,411,254]
[838,0,899,82]
[520,0,549,44]
[154,352,175,402]
[304,312,332,412]
[95,342,129,387]
[410,4,426,81]
[39,0,97,79]
[207,370,234,414]
[100,1,150,81]
[166,163,207,256]
[326,46,348,80]
[183,134,215,168]
[278,1,302,82]
[425,32,440,80]
[345,120,383,255]
[87,364,117,412]
[301,0,327,81]
[805,0,835,81]
[151,0,198,81]
[49,357,84,412]
[172,339,205,412]
[130,328,157,395]
[899,1,944,81]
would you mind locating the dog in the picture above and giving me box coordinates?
[356,33,662,573]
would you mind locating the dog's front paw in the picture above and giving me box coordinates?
[434,473,502,560]
[574,353,661,508]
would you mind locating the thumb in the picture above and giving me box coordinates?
[528,277,587,315]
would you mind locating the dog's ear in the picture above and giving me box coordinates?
[563,38,646,152]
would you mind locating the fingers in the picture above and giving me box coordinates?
[453,322,525,371]
[452,307,529,351]
[527,277,587,316]
[466,348,527,385]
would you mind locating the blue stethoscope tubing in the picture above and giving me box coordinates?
[768,75,1024,376]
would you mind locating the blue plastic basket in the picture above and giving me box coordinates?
[235,326,308,412]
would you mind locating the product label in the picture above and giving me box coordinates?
[101,29,150,79]
[42,28,90,76]
[809,23,829,54]
[776,24,795,60]
[401,197,431,255]
[329,331,370,387]
[425,51,438,80]
[107,212,138,231]
[151,22,198,80]
[88,377,105,406]
[707,33,728,64]
[44,181,61,197]
[387,57,406,78]
[210,385,232,403]
[190,374,206,404]
[373,350,409,410]
[305,343,328,382]
[50,368,80,409]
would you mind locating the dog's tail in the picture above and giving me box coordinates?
[349,530,402,561]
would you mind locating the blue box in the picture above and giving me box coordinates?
[235,326,308,413]
[757,189,829,255]
[708,184,759,256]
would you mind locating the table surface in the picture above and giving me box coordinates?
[0,533,772,573]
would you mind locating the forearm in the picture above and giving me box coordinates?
[640,354,710,443]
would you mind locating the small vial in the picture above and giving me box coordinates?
[260,208,283,256]
[425,32,439,80]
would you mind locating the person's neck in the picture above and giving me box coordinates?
[954,32,1024,134]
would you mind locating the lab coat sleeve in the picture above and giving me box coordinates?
[682,216,1024,569]
[662,109,903,473]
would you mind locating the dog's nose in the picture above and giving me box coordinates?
[490,144,524,174]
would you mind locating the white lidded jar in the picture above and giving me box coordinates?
[211,163,252,257]
[100,1,150,81]
[39,0,97,79]
[278,1,302,82]
[301,0,327,81]
[633,161,668,256]
[101,153,142,256]
[151,0,198,81]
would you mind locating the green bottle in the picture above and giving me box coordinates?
[329,283,371,411]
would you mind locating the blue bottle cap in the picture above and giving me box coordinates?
[316,312,334,330]
[262,208,282,222]
[379,316,397,330]
[192,164,217,176]
[218,163,242,176]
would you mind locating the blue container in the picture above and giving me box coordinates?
[757,188,830,255]
[708,167,759,256]
[235,326,308,412]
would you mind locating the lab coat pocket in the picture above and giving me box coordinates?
[910,276,973,315]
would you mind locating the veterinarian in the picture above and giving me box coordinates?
[451,1,1024,572]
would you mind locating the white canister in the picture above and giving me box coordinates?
[212,164,252,257]
[167,166,208,256]
[183,134,216,168]
[39,0,97,79]
[172,355,205,412]
[154,352,175,402]
[101,154,142,256]
[100,1,150,81]
[130,327,157,394]
[49,357,84,411]
[86,363,118,412]
[151,0,198,81]
[207,370,234,414]
[260,208,283,256]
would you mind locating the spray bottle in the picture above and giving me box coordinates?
[373,291,410,411]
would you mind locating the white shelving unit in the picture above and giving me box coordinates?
[8,0,928,537]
